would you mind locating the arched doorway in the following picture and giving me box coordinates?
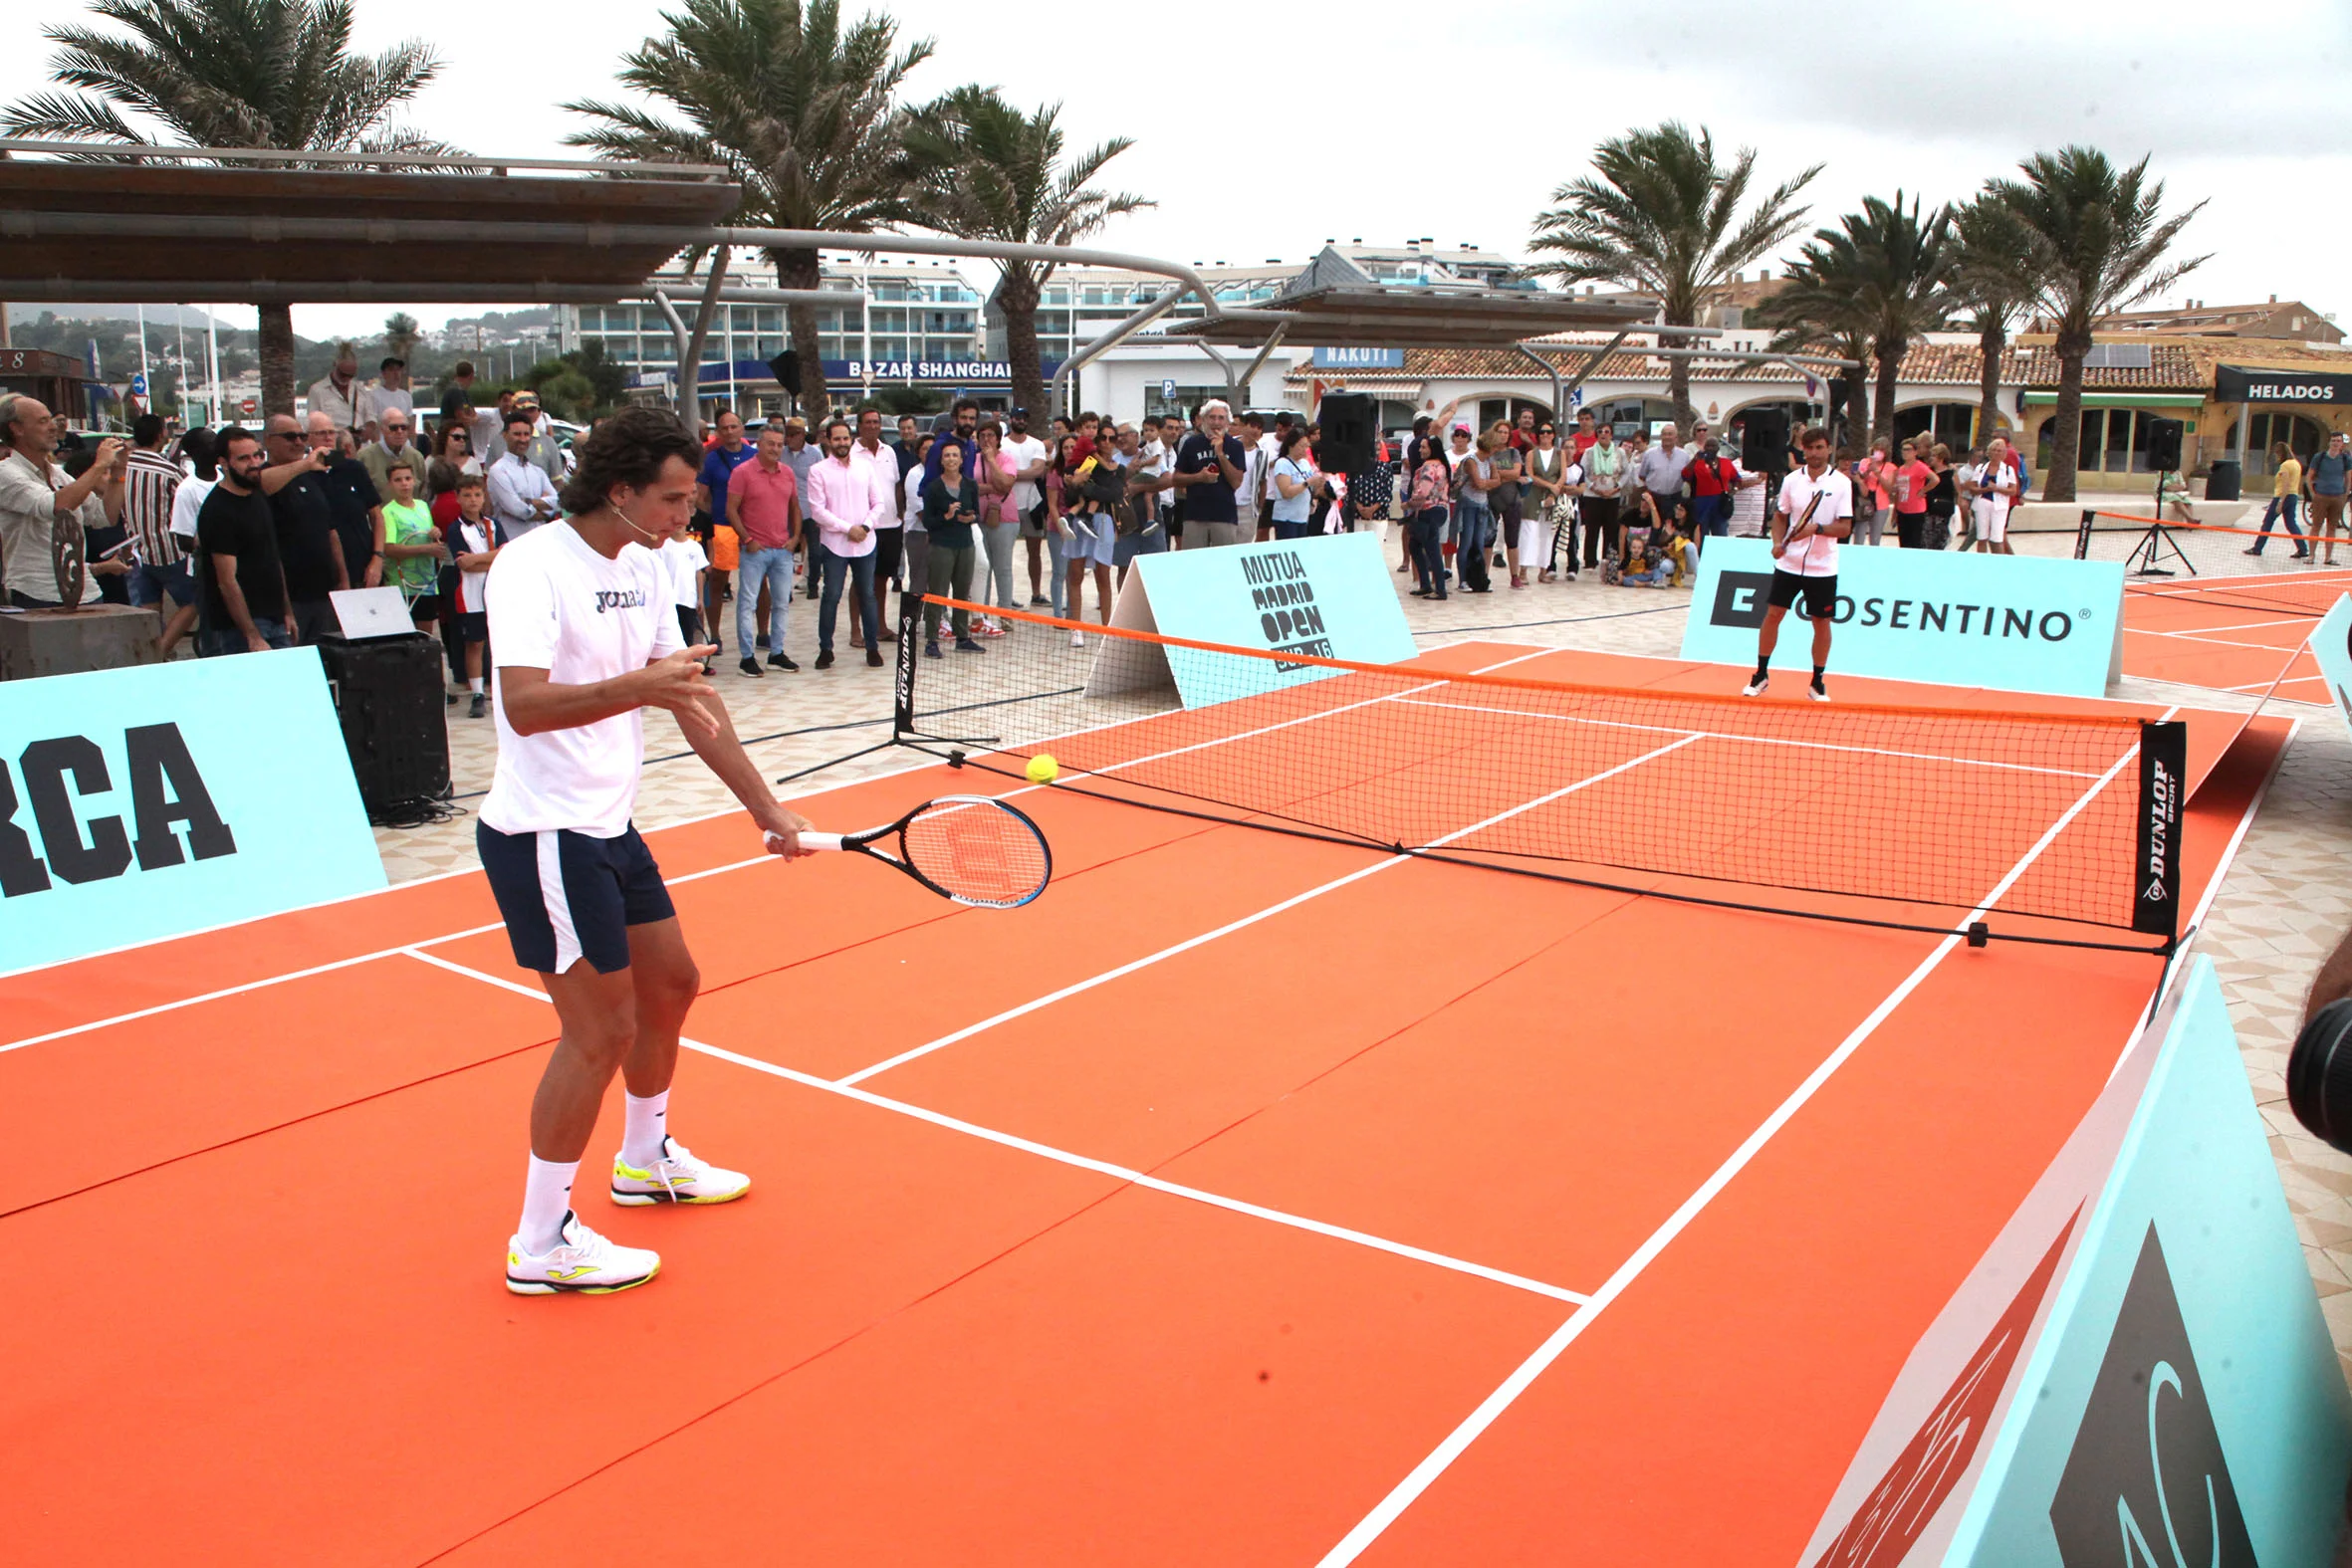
[1584,394,1676,440]
[1893,400,1981,454]
[2035,405,2227,478]
[2225,410,2327,481]
[1723,397,1818,464]
[1475,394,1551,432]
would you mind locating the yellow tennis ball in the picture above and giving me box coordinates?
[1026,754,1060,784]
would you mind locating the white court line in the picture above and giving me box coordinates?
[0,926,510,1058]
[975,645,1563,809]
[2126,626,2316,653]
[1387,696,2107,780]
[837,734,1703,1087]
[397,948,1589,1305]
[1308,713,2173,1567]
[0,650,1560,1058]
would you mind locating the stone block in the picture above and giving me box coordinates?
[0,603,162,681]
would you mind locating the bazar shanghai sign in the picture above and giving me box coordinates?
[832,359,1037,383]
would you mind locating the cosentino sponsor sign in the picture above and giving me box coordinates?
[1680,539,2128,698]
[2214,364,2352,406]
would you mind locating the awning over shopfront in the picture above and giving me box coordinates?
[2214,364,2352,406]
[2020,391,2205,409]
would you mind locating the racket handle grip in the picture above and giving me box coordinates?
[773,830,842,851]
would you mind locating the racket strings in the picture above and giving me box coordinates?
[902,800,1051,908]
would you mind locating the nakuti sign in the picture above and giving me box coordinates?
[1680,540,2126,699]
[0,647,385,977]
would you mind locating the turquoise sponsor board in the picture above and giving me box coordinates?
[1941,960,2352,1567]
[1679,539,2126,698]
[1114,532,1417,707]
[0,646,385,975]
[2310,593,2352,736]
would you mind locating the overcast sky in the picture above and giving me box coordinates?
[4,0,2346,343]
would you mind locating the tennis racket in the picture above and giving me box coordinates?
[767,795,1052,909]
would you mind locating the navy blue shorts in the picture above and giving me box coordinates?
[476,821,676,975]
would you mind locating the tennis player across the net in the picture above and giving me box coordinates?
[891,596,2188,954]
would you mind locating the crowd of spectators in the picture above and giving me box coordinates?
[3,352,2080,702]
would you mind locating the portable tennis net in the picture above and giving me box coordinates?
[2075,509,2352,619]
[890,597,2186,954]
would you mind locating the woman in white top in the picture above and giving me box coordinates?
[1269,430,1327,541]
[167,427,219,542]
[1963,436,2020,555]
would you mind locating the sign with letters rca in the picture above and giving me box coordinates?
[0,647,383,976]
[1092,532,1415,707]
[1797,961,2352,1568]
[1680,539,2127,698]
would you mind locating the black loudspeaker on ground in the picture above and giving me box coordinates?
[2288,999,2352,1155]
[317,633,452,824]
[1316,393,1377,474]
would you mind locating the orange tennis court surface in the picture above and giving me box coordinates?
[0,641,2291,1565]
[2116,561,2347,704]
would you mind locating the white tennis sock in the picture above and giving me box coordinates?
[468,677,484,693]
[621,1089,670,1167]
[519,1154,578,1254]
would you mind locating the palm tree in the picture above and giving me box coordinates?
[1949,193,2043,451]
[382,311,421,362]
[567,0,932,420]
[1757,192,1953,448]
[1987,147,2206,501]
[1527,121,1818,426]
[2,0,450,416]
[900,87,1149,422]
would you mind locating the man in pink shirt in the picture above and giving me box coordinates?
[802,416,893,669]
[726,424,802,676]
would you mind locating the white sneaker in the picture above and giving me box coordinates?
[1742,673,1769,697]
[506,1210,660,1295]
[1807,681,1831,703]
[1069,630,1085,649]
[610,1135,752,1207]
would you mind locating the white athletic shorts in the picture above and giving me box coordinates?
[1972,498,2009,544]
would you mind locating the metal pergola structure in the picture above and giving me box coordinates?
[0,139,1857,435]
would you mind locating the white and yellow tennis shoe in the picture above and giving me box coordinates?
[610,1136,752,1207]
[505,1211,660,1295]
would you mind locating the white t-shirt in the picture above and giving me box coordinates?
[169,474,216,539]
[452,517,498,613]
[903,464,926,533]
[480,522,685,838]
[1773,466,1853,577]
[1729,466,1766,536]
[661,535,707,609]
[1004,434,1049,515]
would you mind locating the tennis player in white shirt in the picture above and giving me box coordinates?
[479,406,815,1296]
[1745,425,1853,703]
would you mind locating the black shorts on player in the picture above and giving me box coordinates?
[1766,570,1838,618]
[477,821,676,974]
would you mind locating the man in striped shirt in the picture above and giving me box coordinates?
[120,413,197,656]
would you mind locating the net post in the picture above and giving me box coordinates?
[891,589,921,740]
[2132,719,2188,950]
[2074,508,2096,561]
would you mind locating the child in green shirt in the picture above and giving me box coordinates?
[376,462,447,634]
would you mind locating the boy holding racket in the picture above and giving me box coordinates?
[1745,425,1852,703]
[480,405,814,1296]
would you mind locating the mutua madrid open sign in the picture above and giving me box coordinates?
[0,647,384,976]
[1681,540,2126,698]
